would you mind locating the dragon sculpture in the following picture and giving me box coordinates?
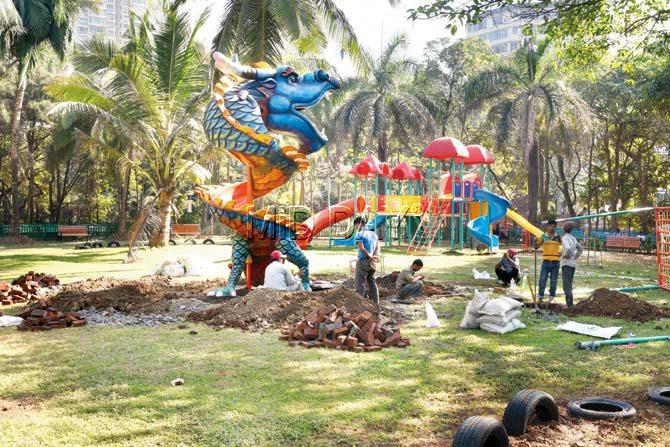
[195,52,342,297]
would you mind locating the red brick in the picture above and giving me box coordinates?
[345,336,358,348]
[352,347,364,353]
[382,332,401,347]
[364,346,382,352]
[336,335,347,346]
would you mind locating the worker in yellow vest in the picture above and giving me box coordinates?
[535,219,562,302]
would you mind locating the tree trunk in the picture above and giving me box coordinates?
[377,134,388,162]
[149,190,172,247]
[555,154,577,216]
[521,99,539,223]
[117,165,131,236]
[9,66,28,235]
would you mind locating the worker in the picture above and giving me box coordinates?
[536,218,562,302]
[262,250,302,291]
[354,216,380,305]
[560,222,583,308]
[395,259,425,302]
[495,249,521,286]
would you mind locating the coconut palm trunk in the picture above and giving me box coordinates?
[117,166,131,237]
[149,190,172,247]
[9,66,28,235]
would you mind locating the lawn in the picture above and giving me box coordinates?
[1,243,669,446]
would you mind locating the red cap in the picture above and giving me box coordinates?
[271,250,286,260]
[507,249,517,257]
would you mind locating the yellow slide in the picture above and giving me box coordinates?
[505,209,545,239]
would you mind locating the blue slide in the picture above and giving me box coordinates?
[332,215,387,246]
[467,189,511,251]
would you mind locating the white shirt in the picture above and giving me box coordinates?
[560,233,583,268]
[263,261,299,290]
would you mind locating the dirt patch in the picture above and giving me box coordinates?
[188,287,403,331]
[0,398,42,419]
[511,395,670,447]
[0,235,36,246]
[526,289,670,323]
[52,276,227,314]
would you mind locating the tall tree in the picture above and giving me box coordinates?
[213,0,399,71]
[464,39,590,223]
[333,34,435,163]
[47,1,211,248]
[0,0,91,235]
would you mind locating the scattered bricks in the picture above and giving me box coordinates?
[0,282,9,291]
[345,336,358,348]
[1,272,60,306]
[382,332,401,347]
[400,338,411,346]
[288,341,301,347]
[281,304,409,352]
[396,341,408,348]
[15,297,85,332]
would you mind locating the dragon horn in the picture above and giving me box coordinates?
[212,52,275,80]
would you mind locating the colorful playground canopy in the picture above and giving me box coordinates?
[348,154,385,176]
[423,137,469,160]
[464,144,495,165]
[390,161,423,181]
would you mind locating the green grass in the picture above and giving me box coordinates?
[1,244,669,446]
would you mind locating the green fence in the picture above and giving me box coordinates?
[0,223,118,239]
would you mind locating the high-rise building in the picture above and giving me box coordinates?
[73,0,148,44]
[465,6,541,55]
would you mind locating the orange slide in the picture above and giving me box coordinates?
[303,196,366,241]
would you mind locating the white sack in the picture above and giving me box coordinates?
[460,289,490,329]
[480,318,526,334]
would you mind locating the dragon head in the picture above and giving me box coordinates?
[213,52,340,154]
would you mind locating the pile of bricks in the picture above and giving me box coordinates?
[0,272,60,305]
[16,298,86,331]
[279,304,410,352]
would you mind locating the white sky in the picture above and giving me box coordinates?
[189,0,462,78]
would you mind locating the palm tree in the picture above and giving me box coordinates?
[213,0,399,71]
[465,38,591,223]
[46,2,211,249]
[0,0,91,235]
[333,34,435,163]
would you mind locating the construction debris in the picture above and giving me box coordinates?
[280,304,409,351]
[16,297,86,331]
[0,272,60,306]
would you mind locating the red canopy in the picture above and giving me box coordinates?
[423,137,469,160]
[348,154,386,177]
[411,167,424,180]
[464,144,495,165]
[390,162,414,180]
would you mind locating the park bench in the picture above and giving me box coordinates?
[170,224,214,245]
[605,236,641,252]
[57,225,89,241]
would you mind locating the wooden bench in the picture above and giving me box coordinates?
[605,236,641,252]
[170,224,201,245]
[58,225,89,241]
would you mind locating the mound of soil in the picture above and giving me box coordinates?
[569,288,670,323]
[188,287,402,331]
[528,288,670,323]
[53,277,227,314]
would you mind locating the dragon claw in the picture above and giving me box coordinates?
[208,286,237,298]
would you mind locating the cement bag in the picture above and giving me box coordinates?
[156,257,186,277]
[0,315,23,327]
[476,309,521,326]
[472,269,491,280]
[181,255,216,277]
[478,296,523,317]
[425,302,440,328]
[460,289,490,329]
[480,318,526,334]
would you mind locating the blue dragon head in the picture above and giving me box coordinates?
[213,52,340,154]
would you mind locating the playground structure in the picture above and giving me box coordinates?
[194,53,361,296]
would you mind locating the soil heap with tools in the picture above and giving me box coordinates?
[0,272,60,305]
[189,287,402,331]
[280,304,409,351]
[568,288,670,323]
[373,272,462,298]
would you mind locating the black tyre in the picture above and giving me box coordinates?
[189,239,197,245]
[107,241,120,248]
[452,416,509,447]
[567,397,636,420]
[648,387,670,406]
[96,242,104,248]
[168,239,176,246]
[203,238,215,245]
[502,389,559,436]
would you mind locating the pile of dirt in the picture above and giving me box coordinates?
[568,288,670,323]
[53,276,227,314]
[189,287,403,331]
[0,235,35,246]
[375,271,460,297]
